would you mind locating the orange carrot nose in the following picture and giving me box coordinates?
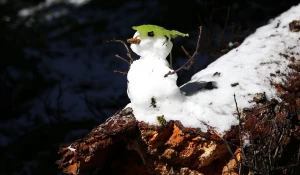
[127,38,141,44]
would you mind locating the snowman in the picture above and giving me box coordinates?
[126,24,189,117]
[124,25,237,133]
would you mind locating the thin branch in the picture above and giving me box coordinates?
[37,87,61,122]
[126,139,146,165]
[213,130,240,165]
[253,140,257,171]
[233,94,248,164]
[273,162,300,171]
[268,138,273,172]
[194,26,203,57]
[273,127,285,159]
[104,39,134,64]
[219,7,230,45]
[208,6,230,47]
[164,26,202,77]
[104,40,133,75]
[114,70,127,75]
[297,146,300,164]
[115,54,130,65]
[56,81,63,118]
[81,92,106,118]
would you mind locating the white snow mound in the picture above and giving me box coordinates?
[127,4,300,134]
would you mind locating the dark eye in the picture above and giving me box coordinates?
[147,31,154,37]
[164,35,169,41]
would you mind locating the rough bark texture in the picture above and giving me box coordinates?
[57,106,239,175]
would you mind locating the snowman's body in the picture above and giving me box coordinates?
[127,55,184,113]
[127,27,186,115]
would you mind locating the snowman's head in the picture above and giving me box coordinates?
[128,25,189,59]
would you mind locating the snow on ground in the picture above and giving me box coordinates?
[128,4,300,134]
[18,0,90,17]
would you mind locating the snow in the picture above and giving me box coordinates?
[18,0,90,17]
[68,145,76,152]
[126,4,300,134]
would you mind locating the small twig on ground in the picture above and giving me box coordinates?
[104,39,134,64]
[164,26,202,77]
[268,138,273,172]
[126,139,146,165]
[233,93,247,174]
[273,127,285,160]
[212,130,240,167]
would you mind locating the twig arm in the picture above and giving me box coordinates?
[104,39,134,75]
[164,26,202,77]
[104,39,134,64]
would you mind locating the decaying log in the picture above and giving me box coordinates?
[57,107,239,175]
[57,108,141,174]
[57,59,300,175]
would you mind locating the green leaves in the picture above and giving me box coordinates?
[132,24,189,39]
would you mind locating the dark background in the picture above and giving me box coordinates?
[0,0,299,174]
